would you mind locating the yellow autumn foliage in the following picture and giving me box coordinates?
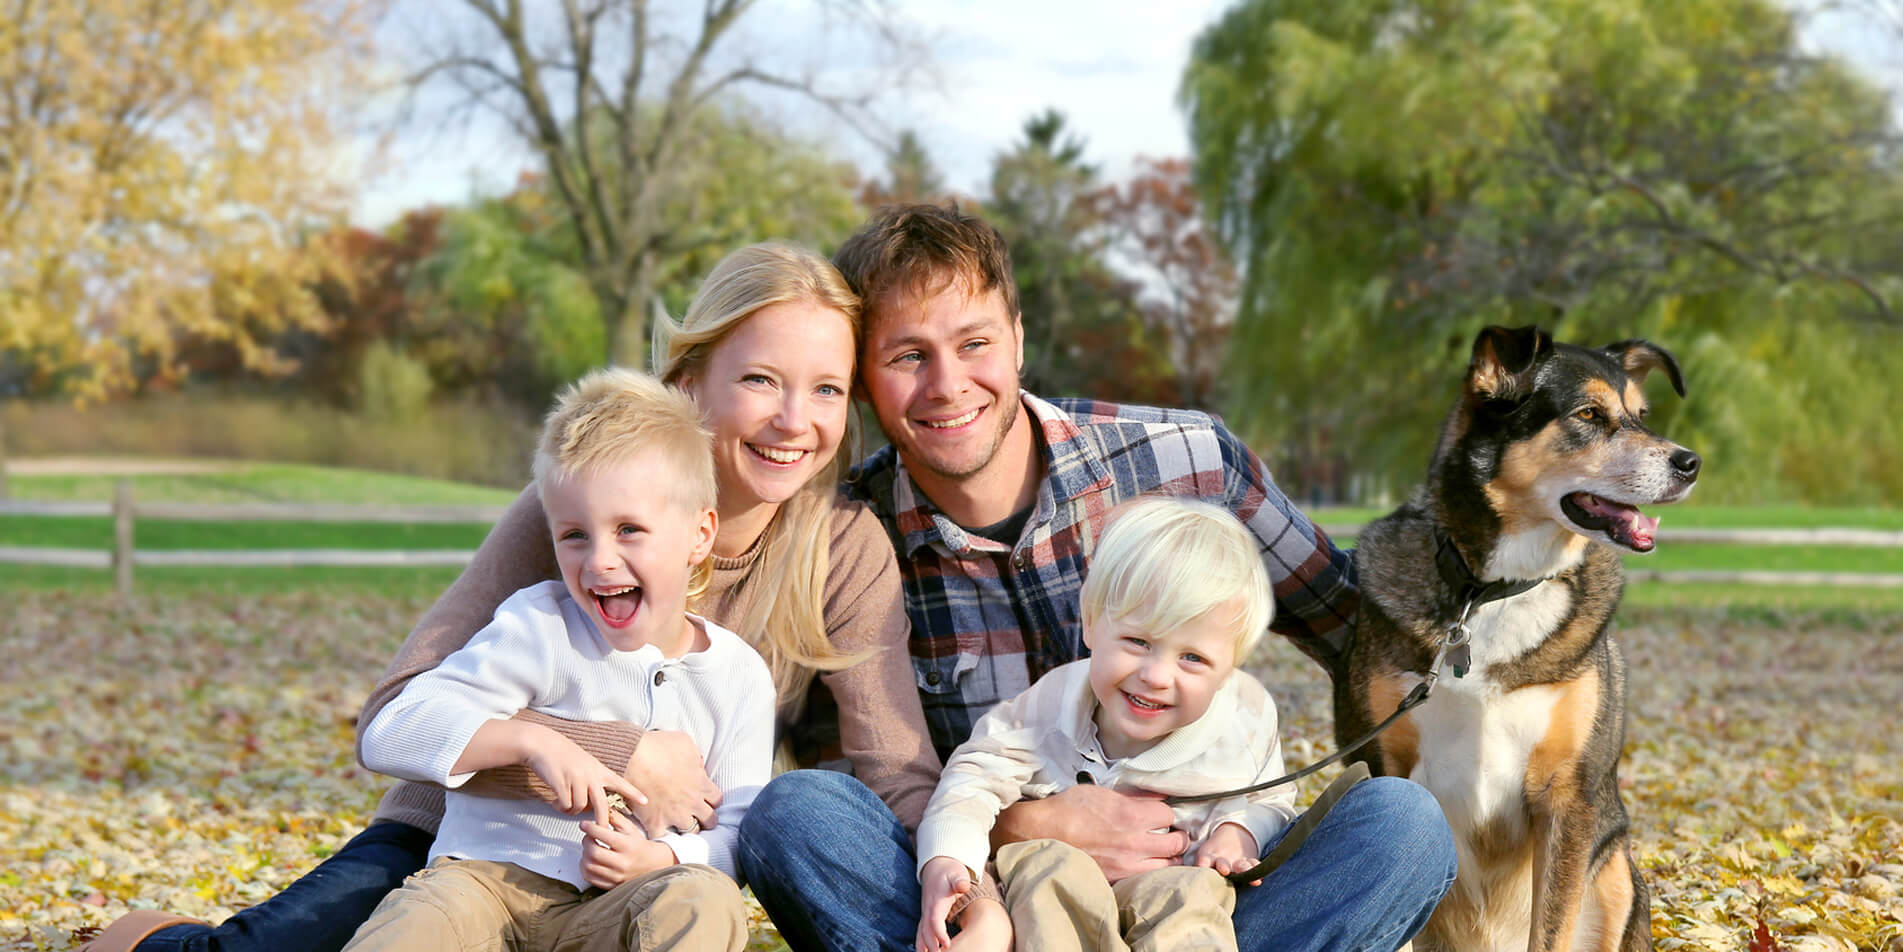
[0,0,383,398]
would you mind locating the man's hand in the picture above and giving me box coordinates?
[1194,821,1263,886]
[992,784,1189,883]
[579,810,677,889]
[623,729,721,836]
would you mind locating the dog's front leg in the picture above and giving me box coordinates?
[1527,801,1596,952]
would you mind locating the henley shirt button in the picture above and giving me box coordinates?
[924,671,942,686]
[652,670,666,687]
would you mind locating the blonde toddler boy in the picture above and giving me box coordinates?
[915,497,1299,952]
[343,368,775,952]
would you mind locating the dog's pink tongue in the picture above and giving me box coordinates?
[1582,495,1659,550]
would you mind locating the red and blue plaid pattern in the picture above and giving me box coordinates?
[846,393,1358,759]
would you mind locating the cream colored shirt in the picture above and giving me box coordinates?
[916,659,1298,880]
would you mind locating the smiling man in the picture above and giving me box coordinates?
[737,203,1459,952]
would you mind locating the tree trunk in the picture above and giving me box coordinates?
[0,411,9,500]
[609,252,658,371]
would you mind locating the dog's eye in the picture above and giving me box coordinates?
[1575,408,1600,423]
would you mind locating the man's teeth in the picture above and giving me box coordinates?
[751,445,806,464]
[923,408,981,429]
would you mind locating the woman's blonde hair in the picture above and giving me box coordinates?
[1082,497,1275,662]
[653,242,870,713]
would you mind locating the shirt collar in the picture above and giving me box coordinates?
[1055,660,1243,772]
[888,391,1115,558]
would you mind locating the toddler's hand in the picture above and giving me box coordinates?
[1194,821,1263,886]
[916,855,972,952]
[578,809,674,889]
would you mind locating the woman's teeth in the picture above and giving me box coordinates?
[924,408,981,429]
[750,445,806,464]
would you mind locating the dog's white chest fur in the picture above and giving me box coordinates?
[1401,583,1576,948]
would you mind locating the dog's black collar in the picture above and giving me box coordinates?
[1434,527,1547,608]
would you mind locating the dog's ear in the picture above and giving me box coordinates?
[1468,325,1552,401]
[1602,339,1686,397]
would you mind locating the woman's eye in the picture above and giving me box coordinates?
[743,374,773,386]
[817,383,845,397]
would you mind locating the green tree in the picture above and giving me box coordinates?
[861,129,947,207]
[987,110,1163,399]
[1183,0,1903,502]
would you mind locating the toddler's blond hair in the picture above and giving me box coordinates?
[1082,497,1274,662]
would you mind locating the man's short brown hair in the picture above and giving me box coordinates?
[831,203,1020,329]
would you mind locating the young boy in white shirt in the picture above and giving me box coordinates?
[915,497,1299,952]
[344,367,775,952]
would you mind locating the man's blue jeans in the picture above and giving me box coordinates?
[738,769,1456,952]
[137,822,433,952]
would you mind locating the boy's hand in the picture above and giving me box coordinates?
[521,727,648,823]
[1194,821,1262,886]
[579,810,676,889]
[916,856,973,952]
[948,895,1010,952]
[992,785,1189,883]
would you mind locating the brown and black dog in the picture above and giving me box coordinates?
[1338,325,1699,952]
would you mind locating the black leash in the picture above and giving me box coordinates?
[1156,529,1548,883]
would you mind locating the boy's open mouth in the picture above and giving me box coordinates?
[593,586,641,627]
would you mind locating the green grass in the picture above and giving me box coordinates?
[7,461,521,505]
[0,515,495,550]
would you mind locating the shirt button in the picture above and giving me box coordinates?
[924,671,942,686]
[653,670,666,687]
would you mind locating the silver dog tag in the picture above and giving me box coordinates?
[1448,643,1472,678]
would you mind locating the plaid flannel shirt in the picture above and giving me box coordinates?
[845,392,1358,759]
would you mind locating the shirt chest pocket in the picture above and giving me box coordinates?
[913,653,978,697]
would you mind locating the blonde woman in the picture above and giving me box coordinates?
[87,244,939,952]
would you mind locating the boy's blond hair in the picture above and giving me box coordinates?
[532,367,717,598]
[1081,497,1274,661]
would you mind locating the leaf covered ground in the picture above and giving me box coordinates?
[1,592,1898,950]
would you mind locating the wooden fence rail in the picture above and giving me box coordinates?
[4,482,1902,598]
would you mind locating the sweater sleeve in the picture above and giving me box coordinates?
[360,588,560,786]
[914,683,1045,881]
[357,484,645,798]
[817,499,942,832]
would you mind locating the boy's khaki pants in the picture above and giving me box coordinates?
[995,839,1237,952]
[343,857,746,952]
